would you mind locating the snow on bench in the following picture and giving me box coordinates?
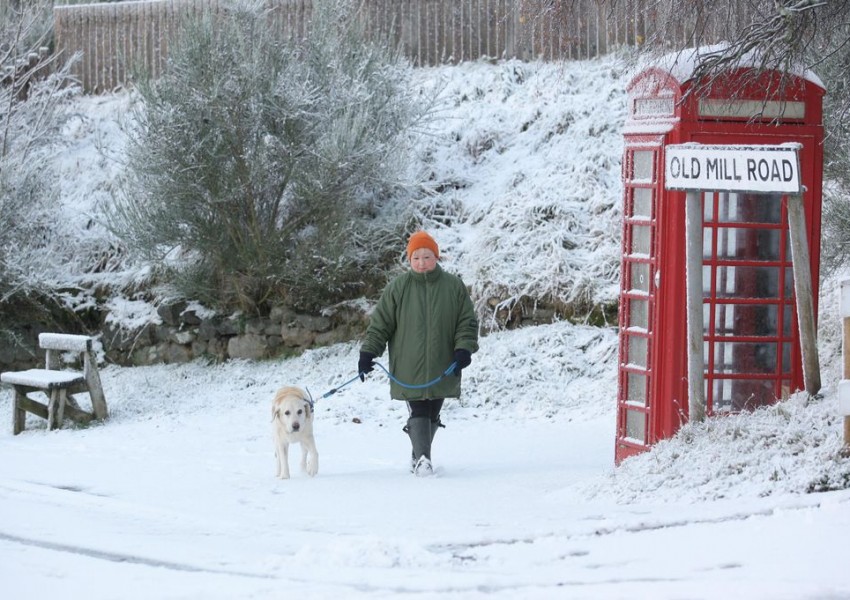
[0,369,86,389]
[38,333,94,353]
[0,333,108,434]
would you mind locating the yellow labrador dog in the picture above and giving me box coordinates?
[271,386,319,479]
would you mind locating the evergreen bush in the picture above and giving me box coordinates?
[112,0,432,314]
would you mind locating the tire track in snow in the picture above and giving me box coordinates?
[432,492,850,556]
[0,531,275,579]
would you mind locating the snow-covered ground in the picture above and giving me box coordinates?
[2,55,850,599]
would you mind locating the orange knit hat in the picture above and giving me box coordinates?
[406,231,439,261]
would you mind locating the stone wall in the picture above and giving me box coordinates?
[0,296,612,371]
[107,301,371,366]
[0,301,370,371]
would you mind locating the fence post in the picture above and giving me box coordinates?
[685,190,706,422]
[787,193,822,396]
[53,0,671,93]
[839,279,850,454]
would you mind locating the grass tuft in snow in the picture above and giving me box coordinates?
[583,391,850,502]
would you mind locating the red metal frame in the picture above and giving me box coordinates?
[615,66,824,464]
[701,190,796,413]
[617,144,662,460]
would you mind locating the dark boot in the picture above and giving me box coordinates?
[408,418,444,472]
[430,418,444,444]
[406,416,433,477]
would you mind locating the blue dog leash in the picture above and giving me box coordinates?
[315,360,458,401]
[372,361,458,389]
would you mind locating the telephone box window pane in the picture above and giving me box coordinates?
[625,409,646,441]
[630,262,651,293]
[713,379,733,412]
[627,372,647,405]
[716,192,782,224]
[632,151,654,182]
[699,99,805,120]
[712,304,780,337]
[782,342,792,373]
[631,225,651,256]
[629,298,648,330]
[633,188,652,218]
[713,227,782,260]
[702,265,712,294]
[785,268,795,298]
[704,191,715,221]
[633,97,675,117]
[713,341,779,374]
[714,265,781,298]
[712,378,776,412]
[628,335,648,368]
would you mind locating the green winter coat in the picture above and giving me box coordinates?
[361,264,479,400]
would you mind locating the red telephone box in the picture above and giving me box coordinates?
[615,49,825,464]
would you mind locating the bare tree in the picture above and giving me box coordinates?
[526,1,846,104]
[585,0,850,273]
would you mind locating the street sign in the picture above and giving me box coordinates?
[665,144,802,194]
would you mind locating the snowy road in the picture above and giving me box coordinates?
[2,410,848,600]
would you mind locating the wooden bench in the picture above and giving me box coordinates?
[1,333,108,434]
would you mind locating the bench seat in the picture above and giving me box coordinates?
[1,369,86,389]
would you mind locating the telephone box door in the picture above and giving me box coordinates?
[701,189,798,411]
[616,144,661,459]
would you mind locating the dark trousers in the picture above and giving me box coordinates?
[407,398,444,422]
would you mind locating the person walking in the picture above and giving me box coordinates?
[358,230,479,476]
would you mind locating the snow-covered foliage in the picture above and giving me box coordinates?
[110,0,431,313]
[412,58,627,325]
[6,52,629,326]
[0,1,84,307]
[585,391,850,501]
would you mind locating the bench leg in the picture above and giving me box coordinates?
[47,389,66,431]
[57,390,66,428]
[47,390,57,430]
[12,389,26,435]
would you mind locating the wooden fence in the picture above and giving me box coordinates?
[53,0,653,93]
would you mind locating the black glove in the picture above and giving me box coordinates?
[452,349,472,375]
[358,351,376,381]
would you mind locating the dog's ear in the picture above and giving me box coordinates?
[303,399,312,418]
[271,407,279,423]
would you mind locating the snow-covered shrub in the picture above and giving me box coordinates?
[821,182,850,276]
[110,0,432,314]
[582,391,850,502]
[0,1,80,329]
[817,32,850,277]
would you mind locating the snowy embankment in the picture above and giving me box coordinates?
[411,58,626,322]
